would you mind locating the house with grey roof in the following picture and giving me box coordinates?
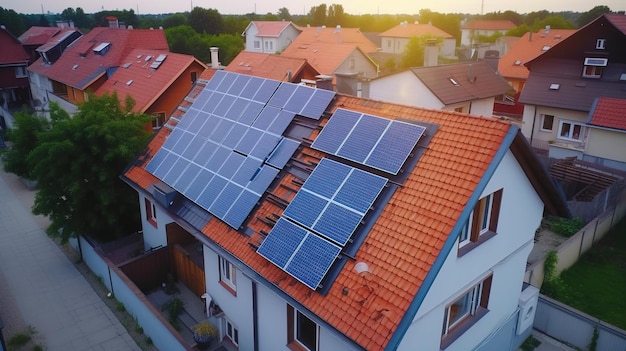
[518,13,626,170]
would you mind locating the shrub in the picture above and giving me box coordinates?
[541,250,566,297]
[549,217,583,237]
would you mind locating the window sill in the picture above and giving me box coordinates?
[457,231,496,257]
[147,218,157,228]
[287,341,311,351]
[219,280,237,297]
[441,308,488,350]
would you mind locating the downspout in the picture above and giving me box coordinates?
[252,282,259,351]
[529,106,537,146]
[469,101,473,115]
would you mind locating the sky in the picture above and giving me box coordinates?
[1,0,624,16]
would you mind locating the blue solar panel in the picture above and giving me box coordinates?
[365,121,426,174]
[239,102,264,126]
[268,82,297,107]
[210,182,243,218]
[254,80,280,103]
[205,70,226,91]
[197,113,218,139]
[285,233,341,289]
[334,169,387,213]
[240,77,263,100]
[266,138,300,169]
[206,146,230,172]
[197,176,227,209]
[205,91,224,114]
[215,73,235,93]
[228,74,251,96]
[223,190,260,229]
[209,119,234,143]
[187,111,209,136]
[310,109,360,154]
[163,157,189,185]
[283,190,327,228]
[224,98,247,122]
[234,128,263,155]
[162,128,184,151]
[267,110,296,136]
[192,89,213,111]
[214,94,236,117]
[186,169,213,201]
[176,109,199,131]
[284,85,313,114]
[257,218,308,268]
[338,114,389,163]
[181,136,205,160]
[249,133,280,160]
[152,151,177,179]
[253,106,281,130]
[174,162,201,193]
[247,165,278,195]
[300,88,335,119]
[313,203,362,245]
[221,123,248,149]
[193,140,218,167]
[231,157,262,186]
[218,152,245,179]
[303,158,350,198]
[145,149,168,174]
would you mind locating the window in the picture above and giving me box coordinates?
[153,112,166,130]
[287,305,318,351]
[15,66,27,78]
[145,198,157,227]
[596,38,606,49]
[458,190,502,255]
[582,57,607,78]
[264,41,273,51]
[557,120,584,142]
[541,114,554,131]
[387,39,392,48]
[441,275,492,348]
[219,256,237,293]
[191,71,198,84]
[225,319,239,346]
[254,40,260,49]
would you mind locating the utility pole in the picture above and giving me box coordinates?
[481,0,484,15]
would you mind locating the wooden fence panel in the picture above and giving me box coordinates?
[173,244,206,298]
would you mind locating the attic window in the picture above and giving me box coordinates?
[549,83,560,90]
[449,78,460,86]
[93,42,111,55]
[123,62,132,68]
[583,58,607,78]
[620,73,626,81]
[513,60,522,66]
[596,38,606,50]
[126,80,133,86]
[584,58,608,66]
[150,54,167,69]
[72,64,79,70]
[541,45,551,51]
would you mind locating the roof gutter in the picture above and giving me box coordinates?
[385,125,519,350]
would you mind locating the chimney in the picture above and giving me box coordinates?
[529,31,533,41]
[210,47,220,69]
[424,39,439,67]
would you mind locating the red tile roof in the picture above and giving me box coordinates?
[0,27,29,64]
[461,20,516,30]
[225,51,318,81]
[379,23,453,39]
[281,43,370,76]
[606,13,626,34]
[246,21,299,37]
[95,49,206,113]
[293,25,378,53]
[498,29,575,80]
[28,27,169,90]
[18,26,62,46]
[124,81,516,350]
[588,97,626,131]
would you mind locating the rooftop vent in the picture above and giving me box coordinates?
[542,45,551,51]
[150,54,167,69]
[449,78,460,86]
[514,59,522,66]
[549,83,560,90]
[126,80,133,86]
[72,64,79,70]
[123,62,132,68]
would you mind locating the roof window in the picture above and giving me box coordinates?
[514,59,522,66]
[541,45,551,51]
[449,78,460,86]
[126,80,133,86]
[549,83,560,90]
[150,54,167,69]
[93,42,111,55]
[584,57,608,67]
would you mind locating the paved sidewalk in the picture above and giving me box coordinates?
[0,169,140,351]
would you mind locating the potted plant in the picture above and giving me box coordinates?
[192,321,218,349]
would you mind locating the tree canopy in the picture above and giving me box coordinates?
[26,95,153,242]
[2,110,50,179]
[188,7,223,34]
[400,35,442,69]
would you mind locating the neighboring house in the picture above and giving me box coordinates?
[225,51,320,83]
[519,14,626,170]
[242,21,302,54]
[494,28,576,118]
[584,97,626,168]
[18,26,71,64]
[28,27,169,115]
[95,49,206,131]
[461,20,516,47]
[292,25,378,54]
[123,70,569,351]
[379,21,456,57]
[365,61,514,116]
[281,42,379,81]
[0,25,30,110]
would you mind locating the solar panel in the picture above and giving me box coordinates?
[224,98,247,122]
[365,121,426,174]
[284,232,341,289]
[213,94,236,117]
[283,190,327,227]
[197,113,219,139]
[257,218,308,268]
[163,157,188,185]
[206,146,230,172]
[215,72,235,93]
[231,157,263,186]
[312,203,362,246]
[239,102,264,126]
[174,162,201,193]
[205,91,224,114]
[186,169,213,201]
[162,128,185,151]
[253,106,281,130]
[181,136,205,160]
[204,69,226,91]
[240,76,263,100]
[187,112,209,137]
[223,190,260,229]
[310,109,360,154]
[283,85,313,114]
[210,182,243,218]
[209,119,234,143]
[249,133,281,160]
[221,123,247,149]
[197,175,227,209]
[192,90,212,111]
[268,82,297,107]
[228,74,251,96]
[302,158,350,198]
[334,168,388,213]
[193,139,218,167]
[152,151,178,179]
[218,152,245,179]
[338,114,389,163]
[267,110,296,136]
[247,165,278,195]
[234,128,263,155]
[300,88,335,119]
[254,79,280,103]
[266,138,300,169]
[176,109,200,131]
[145,149,168,174]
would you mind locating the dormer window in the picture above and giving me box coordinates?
[583,57,607,78]
[93,42,111,55]
[596,38,606,50]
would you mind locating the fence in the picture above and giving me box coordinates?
[535,295,626,351]
[70,236,192,351]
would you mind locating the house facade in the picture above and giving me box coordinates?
[0,25,31,111]
[379,21,456,58]
[123,70,568,351]
[242,21,301,54]
[518,14,626,170]
[365,61,514,117]
[461,20,516,47]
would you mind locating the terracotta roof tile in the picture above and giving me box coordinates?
[293,26,378,53]
[281,42,364,76]
[379,23,453,39]
[587,97,626,131]
[225,51,318,81]
[18,26,62,46]
[124,77,513,350]
[0,27,29,64]
[248,21,299,37]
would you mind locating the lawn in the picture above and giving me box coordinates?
[552,215,626,330]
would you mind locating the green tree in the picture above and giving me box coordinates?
[532,15,575,30]
[27,94,153,242]
[277,7,292,21]
[400,35,442,69]
[327,4,345,26]
[577,5,611,27]
[188,7,223,34]
[506,24,531,37]
[38,14,49,27]
[94,9,139,28]
[0,7,27,35]
[2,110,51,179]
[309,4,327,26]
[162,13,186,28]
[524,10,550,26]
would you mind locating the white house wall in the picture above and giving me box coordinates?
[138,193,169,251]
[521,105,588,150]
[334,51,379,79]
[586,127,626,163]
[466,97,496,117]
[369,71,444,109]
[380,37,455,57]
[244,25,300,54]
[396,150,544,351]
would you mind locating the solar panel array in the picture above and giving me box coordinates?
[311,108,426,175]
[146,70,335,229]
[258,158,387,289]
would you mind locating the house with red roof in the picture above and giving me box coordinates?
[122,69,569,351]
[379,21,456,58]
[225,51,320,83]
[518,14,626,170]
[18,26,73,64]
[28,27,168,115]
[365,61,514,117]
[461,20,516,47]
[293,25,378,54]
[243,21,302,54]
[95,49,206,131]
[585,97,626,165]
[0,25,30,111]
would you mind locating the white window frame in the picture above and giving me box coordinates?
[224,318,239,346]
[458,219,471,247]
[15,66,27,78]
[219,256,237,291]
[294,309,319,351]
[557,120,584,142]
[541,114,554,131]
[145,198,157,227]
[478,193,492,234]
[442,276,490,336]
[253,40,260,49]
[152,112,166,130]
[596,38,606,49]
